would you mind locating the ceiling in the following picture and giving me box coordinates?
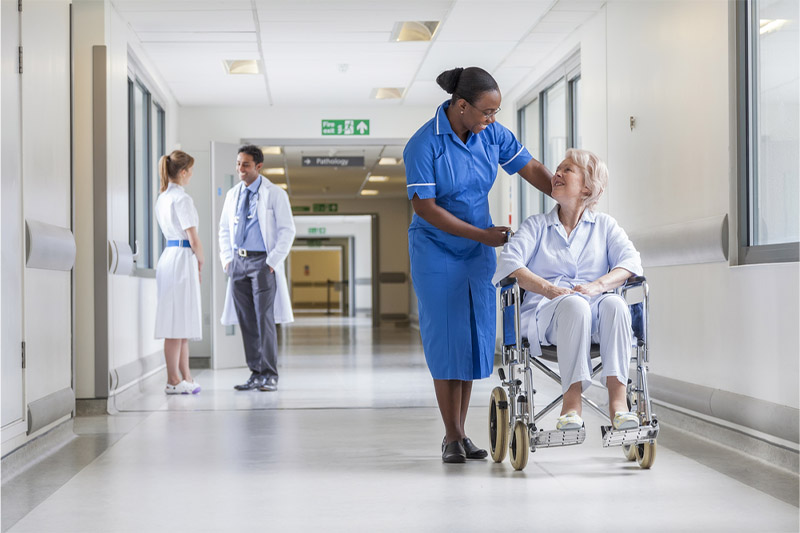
[112,0,605,198]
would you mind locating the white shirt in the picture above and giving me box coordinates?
[493,206,643,352]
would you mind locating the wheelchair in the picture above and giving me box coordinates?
[488,276,659,471]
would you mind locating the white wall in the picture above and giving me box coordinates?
[73,0,180,399]
[499,1,799,411]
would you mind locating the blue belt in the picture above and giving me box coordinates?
[166,240,191,248]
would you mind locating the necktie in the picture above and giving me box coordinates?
[234,188,251,248]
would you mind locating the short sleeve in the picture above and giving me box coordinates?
[492,216,542,286]
[403,134,437,200]
[174,194,198,231]
[605,216,643,276]
[493,123,532,175]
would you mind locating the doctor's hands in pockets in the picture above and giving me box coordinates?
[481,226,511,247]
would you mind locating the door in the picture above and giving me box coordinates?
[289,247,343,313]
[210,141,245,369]
[1,0,25,432]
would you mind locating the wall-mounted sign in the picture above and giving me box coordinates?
[312,203,338,213]
[321,119,370,136]
[292,205,311,213]
[302,156,364,167]
[307,227,327,235]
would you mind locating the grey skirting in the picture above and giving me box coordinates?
[649,374,799,444]
[27,387,75,434]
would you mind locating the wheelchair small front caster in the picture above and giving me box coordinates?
[622,444,637,461]
[510,420,529,471]
[635,441,657,469]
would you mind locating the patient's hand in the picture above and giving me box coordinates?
[545,284,574,300]
[573,281,604,297]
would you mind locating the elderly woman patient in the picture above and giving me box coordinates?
[493,148,643,432]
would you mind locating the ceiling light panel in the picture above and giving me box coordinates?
[390,21,440,42]
[224,59,262,74]
[371,88,405,99]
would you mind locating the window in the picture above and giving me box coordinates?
[738,0,799,263]
[517,54,581,218]
[128,69,167,271]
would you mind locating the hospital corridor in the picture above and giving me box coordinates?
[1,1,798,532]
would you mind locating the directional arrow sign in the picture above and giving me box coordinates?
[322,119,370,136]
[302,156,365,167]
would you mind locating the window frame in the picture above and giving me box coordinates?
[516,51,581,218]
[736,0,799,264]
[127,56,168,274]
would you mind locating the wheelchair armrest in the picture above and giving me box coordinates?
[623,275,646,287]
[499,277,517,288]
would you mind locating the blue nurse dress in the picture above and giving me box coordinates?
[404,101,533,380]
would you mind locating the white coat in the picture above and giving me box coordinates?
[219,178,296,325]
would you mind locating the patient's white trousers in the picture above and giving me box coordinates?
[542,294,632,394]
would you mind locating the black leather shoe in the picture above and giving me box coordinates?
[258,376,278,392]
[462,437,488,459]
[234,374,266,391]
[442,440,466,463]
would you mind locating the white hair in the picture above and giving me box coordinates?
[565,148,608,209]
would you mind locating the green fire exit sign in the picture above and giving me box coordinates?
[321,119,369,136]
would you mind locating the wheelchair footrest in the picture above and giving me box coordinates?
[600,424,659,448]
[532,426,586,448]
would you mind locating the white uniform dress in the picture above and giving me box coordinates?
[154,183,202,340]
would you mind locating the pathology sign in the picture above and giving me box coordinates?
[302,156,364,167]
[321,119,370,136]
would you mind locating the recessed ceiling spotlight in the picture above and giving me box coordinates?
[223,60,261,75]
[390,21,440,42]
[261,146,282,155]
[368,175,389,182]
[371,87,405,100]
[360,189,379,196]
[378,157,399,165]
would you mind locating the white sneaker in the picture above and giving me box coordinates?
[165,381,194,395]
[613,411,639,430]
[184,379,201,394]
[556,410,583,430]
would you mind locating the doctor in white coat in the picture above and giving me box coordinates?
[219,144,295,391]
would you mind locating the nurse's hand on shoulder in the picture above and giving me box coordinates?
[481,226,511,247]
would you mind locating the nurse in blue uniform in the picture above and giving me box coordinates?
[404,67,553,463]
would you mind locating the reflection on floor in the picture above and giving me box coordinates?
[3,317,798,532]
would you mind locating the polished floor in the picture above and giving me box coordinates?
[3,317,799,532]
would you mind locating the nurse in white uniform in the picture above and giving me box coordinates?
[155,150,203,395]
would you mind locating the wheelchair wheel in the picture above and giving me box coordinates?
[489,387,509,463]
[622,445,637,461]
[509,420,529,471]
[634,441,657,469]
